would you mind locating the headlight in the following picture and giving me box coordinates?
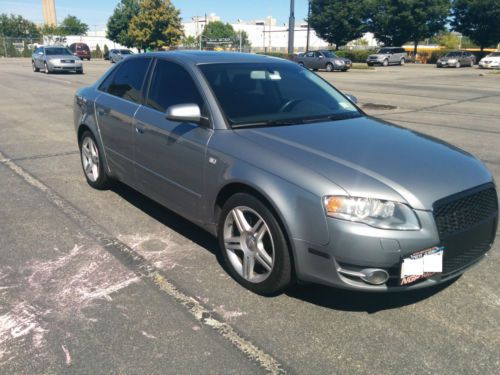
[448,59,457,63]
[334,60,344,65]
[323,196,420,230]
[76,60,82,65]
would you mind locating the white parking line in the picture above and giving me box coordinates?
[36,75,73,85]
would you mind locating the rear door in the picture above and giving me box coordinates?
[303,51,315,69]
[94,57,152,184]
[133,59,213,218]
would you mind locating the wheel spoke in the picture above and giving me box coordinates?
[253,220,267,241]
[242,254,255,280]
[231,208,251,233]
[85,162,93,174]
[225,236,243,251]
[255,245,273,271]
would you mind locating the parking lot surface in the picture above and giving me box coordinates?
[0,58,499,374]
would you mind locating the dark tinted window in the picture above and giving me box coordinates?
[107,58,151,103]
[146,60,203,113]
[45,48,72,55]
[305,51,314,58]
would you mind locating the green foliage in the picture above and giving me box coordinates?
[128,0,183,50]
[59,15,88,36]
[428,49,454,64]
[256,52,294,60]
[93,44,102,59]
[366,0,449,53]
[103,44,109,56]
[182,35,197,48]
[0,13,40,38]
[451,0,500,50]
[106,0,140,48]
[336,49,376,62]
[429,31,461,49]
[21,44,32,57]
[309,0,366,50]
[202,21,235,48]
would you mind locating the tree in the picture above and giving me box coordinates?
[365,0,450,56]
[233,30,251,50]
[451,0,500,51]
[182,35,198,48]
[94,44,102,58]
[59,15,88,36]
[103,44,109,57]
[202,21,233,48]
[309,0,366,50]
[0,13,40,38]
[128,0,183,50]
[430,31,461,49]
[106,0,140,48]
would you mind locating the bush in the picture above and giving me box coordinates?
[336,49,376,62]
[103,44,109,59]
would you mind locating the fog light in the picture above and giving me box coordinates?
[360,268,389,285]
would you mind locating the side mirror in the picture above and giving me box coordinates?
[345,94,358,104]
[166,103,201,123]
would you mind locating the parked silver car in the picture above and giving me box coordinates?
[74,52,498,295]
[437,51,475,68]
[367,47,407,66]
[32,46,83,74]
[294,50,351,72]
[109,49,133,63]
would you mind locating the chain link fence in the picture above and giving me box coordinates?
[0,36,43,57]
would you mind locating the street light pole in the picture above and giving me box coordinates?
[306,0,311,52]
[287,0,295,55]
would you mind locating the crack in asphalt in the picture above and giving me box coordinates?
[0,150,79,163]
[0,148,287,375]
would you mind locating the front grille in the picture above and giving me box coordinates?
[434,186,497,238]
[433,184,498,275]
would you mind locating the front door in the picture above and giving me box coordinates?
[134,59,212,220]
[95,57,151,183]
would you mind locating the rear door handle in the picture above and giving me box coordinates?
[135,125,145,134]
[97,109,108,116]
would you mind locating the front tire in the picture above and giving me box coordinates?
[32,61,39,72]
[218,193,292,295]
[455,61,461,68]
[400,58,405,65]
[325,63,334,72]
[382,59,389,67]
[44,62,51,74]
[79,131,113,190]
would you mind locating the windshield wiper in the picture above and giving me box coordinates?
[231,112,361,129]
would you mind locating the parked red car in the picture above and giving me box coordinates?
[69,43,91,60]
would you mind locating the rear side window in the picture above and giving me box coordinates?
[107,58,151,103]
[146,60,204,113]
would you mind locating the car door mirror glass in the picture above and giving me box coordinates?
[345,94,358,104]
[166,103,201,124]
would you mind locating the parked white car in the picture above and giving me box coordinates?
[479,52,500,69]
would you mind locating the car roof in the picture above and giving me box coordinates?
[136,51,286,64]
[43,45,68,48]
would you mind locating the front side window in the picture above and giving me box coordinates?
[446,52,462,57]
[199,62,360,127]
[321,51,337,58]
[107,58,151,103]
[146,59,204,113]
[306,52,314,58]
[45,48,72,55]
[378,48,393,54]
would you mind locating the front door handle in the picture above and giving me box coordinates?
[135,125,145,134]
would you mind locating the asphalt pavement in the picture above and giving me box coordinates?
[0,58,499,374]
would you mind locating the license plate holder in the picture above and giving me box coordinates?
[400,246,444,285]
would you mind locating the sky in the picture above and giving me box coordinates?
[0,0,310,30]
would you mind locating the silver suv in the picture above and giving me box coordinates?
[367,47,407,66]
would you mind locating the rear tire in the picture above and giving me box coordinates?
[400,58,405,65]
[218,193,292,295]
[32,61,39,72]
[79,131,113,190]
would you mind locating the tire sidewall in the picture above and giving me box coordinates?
[326,63,333,72]
[218,193,292,295]
[383,59,388,66]
[79,131,111,190]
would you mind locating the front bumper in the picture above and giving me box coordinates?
[47,60,83,72]
[479,62,500,69]
[436,61,457,67]
[292,198,497,291]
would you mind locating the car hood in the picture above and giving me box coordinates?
[46,55,78,60]
[481,56,500,62]
[235,116,492,210]
[439,56,459,61]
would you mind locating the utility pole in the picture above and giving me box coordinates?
[287,0,295,55]
[306,1,311,52]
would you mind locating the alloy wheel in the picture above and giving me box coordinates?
[223,206,275,283]
[383,59,388,66]
[326,63,333,72]
[81,136,100,182]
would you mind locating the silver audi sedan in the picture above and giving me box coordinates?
[32,45,83,74]
[74,52,498,295]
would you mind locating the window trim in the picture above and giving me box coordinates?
[143,57,213,128]
[99,57,153,105]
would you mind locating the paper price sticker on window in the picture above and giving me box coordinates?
[400,246,444,285]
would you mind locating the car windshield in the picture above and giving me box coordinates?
[446,52,462,57]
[120,50,132,54]
[378,48,394,54]
[199,62,361,127]
[45,48,72,55]
[320,51,337,58]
